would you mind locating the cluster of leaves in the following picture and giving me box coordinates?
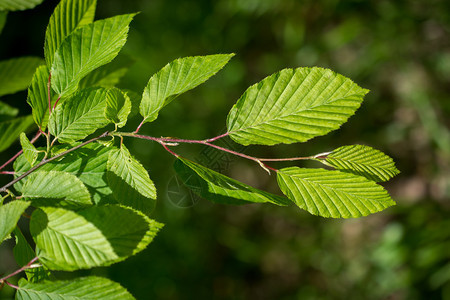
[0,0,399,298]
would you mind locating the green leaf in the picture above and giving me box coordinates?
[30,205,163,270]
[0,115,35,153]
[51,14,136,97]
[22,170,92,209]
[19,133,39,167]
[27,65,57,130]
[139,54,234,123]
[0,0,43,11]
[13,228,50,283]
[174,157,289,206]
[78,55,132,89]
[105,88,131,128]
[0,11,7,33]
[44,0,97,67]
[0,57,44,96]
[227,67,369,146]
[16,276,135,300]
[277,167,395,218]
[107,145,156,215]
[14,143,114,204]
[317,145,400,182]
[0,200,29,243]
[0,100,18,119]
[48,87,109,143]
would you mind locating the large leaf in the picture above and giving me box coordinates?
[0,115,35,152]
[317,145,400,182]
[13,228,50,283]
[13,143,114,204]
[27,65,57,130]
[0,57,44,96]
[22,170,92,209]
[107,145,156,215]
[139,54,234,123]
[16,277,135,300]
[48,87,109,143]
[0,0,43,11]
[44,0,97,67]
[51,14,135,97]
[277,167,395,218]
[174,158,289,206]
[0,200,29,243]
[30,205,163,270]
[227,67,369,146]
[105,88,131,128]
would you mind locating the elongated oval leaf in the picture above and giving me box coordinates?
[48,87,109,143]
[14,143,114,204]
[227,67,369,146]
[30,205,163,270]
[317,145,400,182]
[175,157,289,206]
[0,0,43,11]
[51,14,136,97]
[0,115,35,152]
[27,65,57,130]
[105,88,131,128]
[44,0,97,67]
[107,145,156,215]
[0,200,29,243]
[16,276,135,300]
[139,54,234,123]
[277,167,395,218]
[22,170,92,209]
[0,57,43,96]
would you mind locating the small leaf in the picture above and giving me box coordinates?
[0,0,43,11]
[0,115,35,153]
[0,200,29,243]
[27,65,57,130]
[48,87,109,143]
[105,88,131,128]
[16,276,135,300]
[44,0,97,67]
[14,143,114,204]
[79,55,132,89]
[277,167,395,218]
[318,145,400,182]
[13,228,50,283]
[0,57,44,96]
[174,158,289,206]
[51,14,136,97]
[107,145,156,215]
[227,67,369,146]
[30,205,163,270]
[140,54,234,123]
[22,170,92,209]
[19,133,39,167]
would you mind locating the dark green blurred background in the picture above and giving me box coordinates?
[1,0,449,299]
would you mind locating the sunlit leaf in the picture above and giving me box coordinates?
[0,0,43,11]
[0,200,29,243]
[105,88,131,128]
[227,67,368,145]
[44,0,97,67]
[51,14,136,97]
[16,276,135,300]
[277,167,395,218]
[19,132,39,167]
[140,54,234,123]
[30,205,163,270]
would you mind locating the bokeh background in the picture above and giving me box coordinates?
[1,0,449,299]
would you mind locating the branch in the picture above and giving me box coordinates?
[0,256,40,290]
[0,131,109,193]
